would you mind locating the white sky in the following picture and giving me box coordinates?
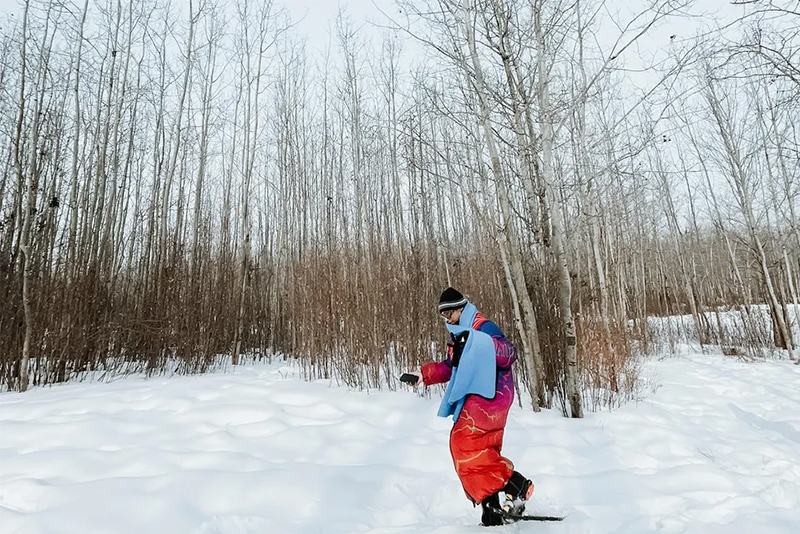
[0,0,403,64]
[0,1,395,33]
[287,0,396,34]
[0,0,751,60]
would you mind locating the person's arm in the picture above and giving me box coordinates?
[493,336,517,369]
[421,346,454,385]
[477,321,518,369]
[403,337,456,387]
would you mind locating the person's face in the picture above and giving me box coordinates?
[440,307,462,325]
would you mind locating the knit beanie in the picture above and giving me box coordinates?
[438,287,468,311]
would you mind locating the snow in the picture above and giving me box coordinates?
[1,353,799,534]
[647,305,800,351]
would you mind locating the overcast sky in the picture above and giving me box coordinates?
[288,0,395,33]
[0,0,760,97]
[0,0,749,53]
[0,0,398,42]
[0,0,408,65]
[284,0,409,61]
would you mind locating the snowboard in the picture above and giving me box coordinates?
[491,507,565,523]
[507,513,564,522]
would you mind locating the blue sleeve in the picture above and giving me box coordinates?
[478,320,517,369]
[477,320,504,339]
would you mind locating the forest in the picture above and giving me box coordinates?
[1,0,798,416]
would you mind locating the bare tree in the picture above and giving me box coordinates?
[704,71,794,360]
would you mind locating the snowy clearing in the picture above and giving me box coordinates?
[1,353,799,534]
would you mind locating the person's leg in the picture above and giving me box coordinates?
[449,412,514,504]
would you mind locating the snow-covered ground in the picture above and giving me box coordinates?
[647,304,800,352]
[1,352,799,534]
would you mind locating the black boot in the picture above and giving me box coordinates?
[503,471,533,500]
[502,471,533,516]
[480,492,504,527]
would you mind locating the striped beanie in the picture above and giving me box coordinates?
[438,287,468,311]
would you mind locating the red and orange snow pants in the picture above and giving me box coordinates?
[449,408,514,503]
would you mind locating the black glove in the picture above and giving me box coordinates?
[451,331,469,367]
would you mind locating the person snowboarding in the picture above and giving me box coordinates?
[403,287,534,526]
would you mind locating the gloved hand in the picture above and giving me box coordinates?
[451,331,469,367]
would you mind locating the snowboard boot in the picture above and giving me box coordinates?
[502,471,534,517]
[480,492,504,527]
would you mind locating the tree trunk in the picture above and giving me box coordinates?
[535,1,583,417]
[706,80,794,360]
[463,0,544,410]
